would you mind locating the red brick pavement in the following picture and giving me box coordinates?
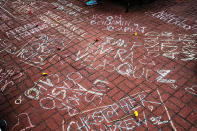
[0,0,196,131]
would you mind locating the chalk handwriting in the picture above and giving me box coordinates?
[74,36,176,83]
[150,116,168,125]
[0,66,24,93]
[38,11,86,41]
[11,0,48,15]
[144,31,197,61]
[54,0,89,15]
[15,34,66,68]
[185,85,197,96]
[156,70,176,83]
[89,14,146,33]
[11,113,35,131]
[24,72,109,116]
[6,21,48,40]
[147,11,197,31]
[65,90,171,130]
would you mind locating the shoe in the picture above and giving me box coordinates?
[0,120,7,131]
[86,0,98,5]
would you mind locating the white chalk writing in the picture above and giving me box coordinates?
[24,72,109,116]
[90,14,146,33]
[15,34,66,68]
[185,85,197,96]
[11,113,35,131]
[0,66,24,93]
[65,90,171,130]
[38,11,86,41]
[147,11,197,31]
[6,21,48,40]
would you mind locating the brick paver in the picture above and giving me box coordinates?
[0,0,196,131]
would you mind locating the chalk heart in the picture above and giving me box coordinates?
[11,113,34,131]
[148,106,154,111]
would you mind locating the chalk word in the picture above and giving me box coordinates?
[144,31,197,61]
[58,0,89,14]
[11,113,35,131]
[65,90,170,130]
[0,38,18,54]
[53,0,89,15]
[45,10,86,38]
[147,11,197,31]
[90,14,146,33]
[39,11,86,41]
[0,67,23,93]
[185,85,197,96]
[16,34,66,68]
[38,15,59,27]
[75,37,175,84]
[0,0,27,21]
[157,70,176,83]
[75,36,133,63]
[6,21,48,40]
[11,0,48,14]
[55,23,85,41]
[24,72,109,116]
[82,59,175,84]
[51,2,79,17]
[150,116,168,125]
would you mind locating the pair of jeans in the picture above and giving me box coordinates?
[0,120,6,131]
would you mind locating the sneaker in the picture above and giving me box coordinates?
[0,120,7,131]
[86,0,98,5]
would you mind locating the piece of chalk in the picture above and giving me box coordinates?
[56,46,61,50]
[28,10,32,14]
[42,73,47,76]
[95,38,99,41]
[134,111,139,117]
[134,32,138,36]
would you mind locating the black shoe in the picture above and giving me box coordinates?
[0,120,7,131]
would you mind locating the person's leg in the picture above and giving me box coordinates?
[86,0,98,5]
[0,120,7,131]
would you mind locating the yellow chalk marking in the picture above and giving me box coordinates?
[134,110,138,117]
[42,72,47,76]
[134,32,138,36]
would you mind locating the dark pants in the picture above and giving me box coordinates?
[0,120,6,131]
